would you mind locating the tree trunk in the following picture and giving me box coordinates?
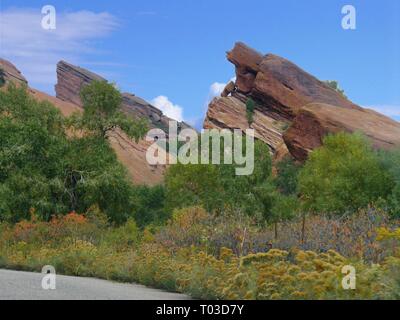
[274,222,278,240]
[301,213,306,244]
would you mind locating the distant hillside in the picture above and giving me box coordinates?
[0,58,175,185]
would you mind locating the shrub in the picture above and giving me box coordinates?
[68,80,147,141]
[274,157,300,196]
[298,132,394,214]
[1,207,399,299]
[324,80,347,98]
[102,219,140,251]
[131,185,167,228]
[165,163,223,213]
[0,68,5,87]
[377,149,400,218]
[245,98,255,125]
[0,84,141,224]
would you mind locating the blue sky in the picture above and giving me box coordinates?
[1,0,399,127]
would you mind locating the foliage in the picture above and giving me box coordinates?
[0,84,68,221]
[0,83,137,223]
[245,98,255,125]
[61,136,137,224]
[377,149,400,218]
[298,132,394,214]
[274,156,300,196]
[3,82,400,300]
[324,80,347,98]
[131,185,167,228]
[155,206,397,262]
[165,163,223,213]
[67,80,148,141]
[164,139,276,222]
[1,208,400,300]
[0,68,5,87]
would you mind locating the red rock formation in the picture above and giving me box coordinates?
[284,103,400,161]
[55,60,105,106]
[252,54,361,120]
[227,42,263,93]
[1,58,170,185]
[204,96,288,151]
[0,58,28,85]
[205,42,400,161]
[55,60,191,133]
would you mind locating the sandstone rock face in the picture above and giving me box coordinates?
[0,58,28,85]
[204,96,288,152]
[221,81,235,97]
[205,42,400,161]
[55,61,105,106]
[227,42,263,94]
[55,60,191,133]
[53,60,196,184]
[1,58,171,185]
[284,103,400,161]
[121,93,191,133]
[252,54,360,120]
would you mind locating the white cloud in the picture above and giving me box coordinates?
[0,8,119,92]
[364,105,400,118]
[151,95,184,122]
[209,82,226,98]
[205,77,236,106]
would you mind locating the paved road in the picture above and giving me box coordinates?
[0,269,190,300]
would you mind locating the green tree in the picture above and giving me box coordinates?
[0,84,68,221]
[377,149,400,217]
[298,132,394,215]
[270,193,298,239]
[274,157,300,196]
[164,138,278,223]
[0,68,5,87]
[68,80,148,141]
[324,80,347,98]
[245,98,255,125]
[62,136,136,224]
[0,84,141,224]
[231,140,273,217]
[165,163,223,213]
[131,185,167,228]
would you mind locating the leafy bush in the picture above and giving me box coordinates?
[298,132,394,214]
[0,68,5,87]
[0,82,143,224]
[131,185,167,228]
[377,149,400,218]
[165,163,225,213]
[324,80,347,98]
[68,80,147,141]
[245,98,255,124]
[274,156,300,196]
[164,140,273,221]
[1,207,400,299]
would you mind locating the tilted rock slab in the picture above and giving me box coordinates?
[1,58,169,185]
[0,58,28,85]
[205,42,400,161]
[284,103,400,161]
[55,60,191,133]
